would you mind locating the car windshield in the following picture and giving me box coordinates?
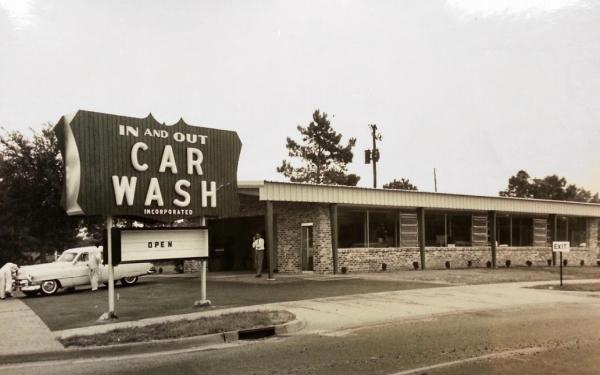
[57,253,77,262]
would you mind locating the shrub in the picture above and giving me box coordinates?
[412,261,419,270]
[580,260,584,266]
[467,260,472,268]
[597,260,600,267]
[486,261,492,268]
[526,260,532,267]
[547,259,552,266]
[505,260,511,268]
[563,259,568,267]
[445,261,451,269]
[381,263,387,271]
[341,267,347,274]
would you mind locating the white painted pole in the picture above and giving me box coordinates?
[107,215,116,317]
[194,216,211,307]
[201,260,207,301]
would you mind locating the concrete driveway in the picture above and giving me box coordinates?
[271,279,600,334]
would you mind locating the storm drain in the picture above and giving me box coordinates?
[238,326,276,340]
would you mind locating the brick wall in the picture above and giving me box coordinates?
[275,202,332,273]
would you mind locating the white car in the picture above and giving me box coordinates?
[17,246,154,297]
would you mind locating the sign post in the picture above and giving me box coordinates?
[106,215,116,320]
[552,241,570,287]
[195,217,211,307]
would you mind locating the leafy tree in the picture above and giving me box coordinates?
[383,178,418,191]
[500,170,600,203]
[277,110,360,186]
[0,126,87,264]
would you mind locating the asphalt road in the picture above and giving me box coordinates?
[4,301,600,375]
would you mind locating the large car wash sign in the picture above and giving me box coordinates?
[54,110,241,222]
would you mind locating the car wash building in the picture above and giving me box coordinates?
[207,181,600,274]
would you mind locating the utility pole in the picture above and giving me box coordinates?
[433,168,438,192]
[365,124,382,188]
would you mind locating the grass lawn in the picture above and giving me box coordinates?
[22,276,439,331]
[60,310,294,347]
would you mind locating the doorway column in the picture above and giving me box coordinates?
[417,207,426,270]
[265,201,275,279]
[330,204,339,274]
[489,210,497,268]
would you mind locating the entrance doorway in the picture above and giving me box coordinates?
[301,223,314,271]
[208,216,264,271]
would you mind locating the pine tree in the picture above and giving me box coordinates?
[277,110,359,186]
[383,178,418,191]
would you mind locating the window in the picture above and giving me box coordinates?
[556,217,568,241]
[447,214,471,246]
[77,253,89,263]
[512,217,533,246]
[338,209,366,248]
[568,217,587,247]
[369,211,398,247]
[425,213,446,246]
[497,215,511,246]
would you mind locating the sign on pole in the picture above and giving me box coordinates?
[54,110,240,318]
[552,241,570,286]
[115,228,208,263]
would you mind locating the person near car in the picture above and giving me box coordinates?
[252,233,265,277]
[0,262,18,299]
[87,251,102,291]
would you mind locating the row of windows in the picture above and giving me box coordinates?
[337,209,589,249]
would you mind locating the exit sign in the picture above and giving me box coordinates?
[552,241,570,253]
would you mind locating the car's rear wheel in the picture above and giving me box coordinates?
[40,280,59,296]
[121,276,138,286]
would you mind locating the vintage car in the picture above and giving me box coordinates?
[17,246,154,297]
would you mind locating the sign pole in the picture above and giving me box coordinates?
[201,260,207,301]
[99,215,117,321]
[560,251,563,287]
[195,216,211,307]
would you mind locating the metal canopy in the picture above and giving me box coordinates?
[248,181,600,217]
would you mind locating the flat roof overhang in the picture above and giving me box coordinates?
[238,180,600,218]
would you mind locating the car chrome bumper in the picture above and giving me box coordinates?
[20,285,40,292]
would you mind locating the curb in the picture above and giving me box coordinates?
[0,317,305,365]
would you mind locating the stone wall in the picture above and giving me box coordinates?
[425,247,491,269]
[338,248,421,272]
[496,247,597,267]
[338,246,599,273]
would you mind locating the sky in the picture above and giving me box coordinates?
[1,0,599,196]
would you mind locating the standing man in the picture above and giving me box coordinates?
[252,233,265,277]
[0,262,18,299]
[88,250,102,291]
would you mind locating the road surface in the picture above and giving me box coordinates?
[3,300,600,374]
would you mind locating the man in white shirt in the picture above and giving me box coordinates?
[252,233,265,277]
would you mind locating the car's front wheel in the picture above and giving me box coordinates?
[121,276,138,286]
[40,280,60,296]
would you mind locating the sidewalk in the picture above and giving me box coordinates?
[0,298,64,356]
